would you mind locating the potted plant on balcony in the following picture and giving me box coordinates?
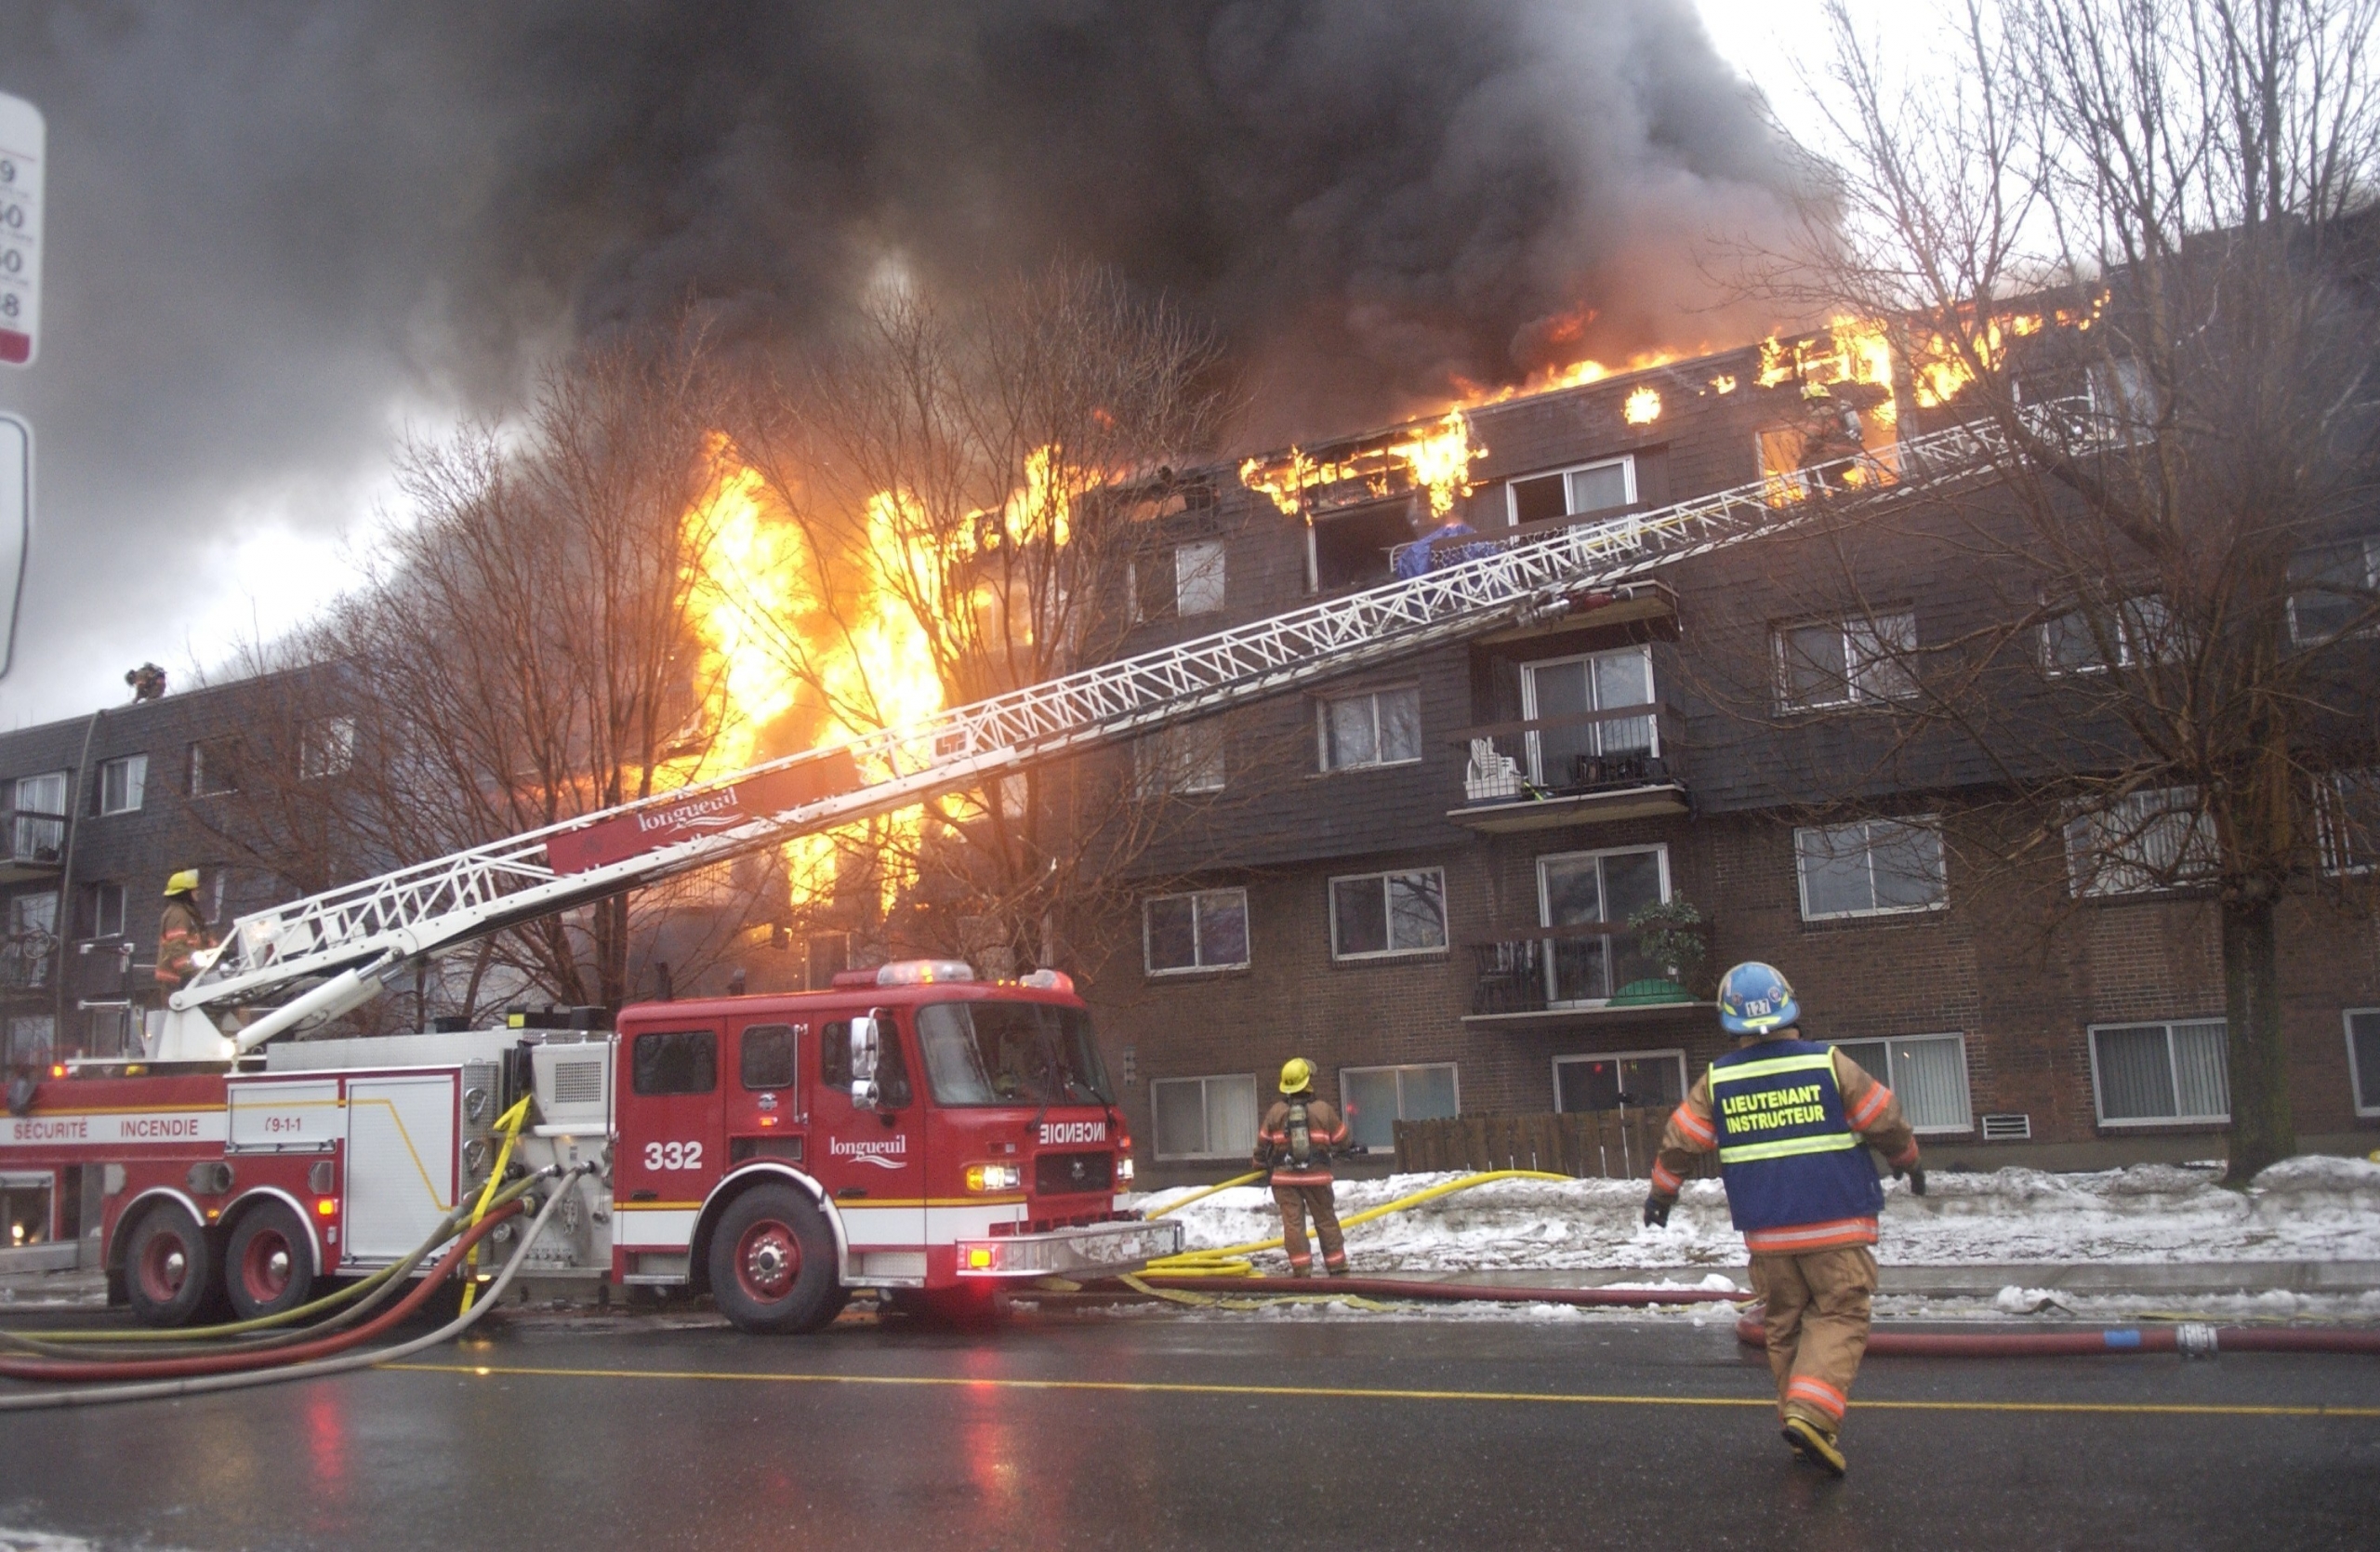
[1611,897,1705,1005]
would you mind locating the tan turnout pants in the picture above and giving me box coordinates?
[1752,1246,1877,1434]
[1272,1183,1347,1274]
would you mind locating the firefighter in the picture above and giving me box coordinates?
[1253,1057,1351,1277]
[1641,962,1924,1477]
[153,870,216,994]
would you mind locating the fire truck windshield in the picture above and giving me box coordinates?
[916,1001,1113,1108]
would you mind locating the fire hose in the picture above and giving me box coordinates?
[0,1164,589,1409]
[1732,1312,2380,1358]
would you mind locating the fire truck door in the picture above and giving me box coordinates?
[724,1020,802,1161]
[813,1013,926,1281]
[614,1023,725,1271]
[344,1074,459,1262]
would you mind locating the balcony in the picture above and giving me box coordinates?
[0,933,56,993]
[1462,925,1708,1024]
[1448,705,1688,831]
[0,809,64,884]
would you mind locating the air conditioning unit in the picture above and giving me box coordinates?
[1980,1113,2031,1142]
[532,1041,612,1134]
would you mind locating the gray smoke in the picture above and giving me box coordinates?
[0,1,1798,723]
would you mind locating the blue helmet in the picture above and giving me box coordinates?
[1717,962,1799,1035]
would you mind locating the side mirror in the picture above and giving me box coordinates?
[849,1015,881,1110]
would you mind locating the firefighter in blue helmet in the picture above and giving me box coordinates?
[1642,962,1924,1476]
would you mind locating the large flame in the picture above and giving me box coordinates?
[1238,408,1488,520]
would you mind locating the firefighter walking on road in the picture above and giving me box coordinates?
[153,870,216,994]
[1254,1058,1351,1277]
[1641,962,1924,1477]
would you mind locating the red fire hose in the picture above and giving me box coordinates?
[1733,1313,2380,1358]
[1135,1274,1743,1307]
[0,1202,522,1384]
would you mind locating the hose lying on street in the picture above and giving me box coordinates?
[1142,1168,1577,1278]
[1132,1272,1743,1307]
[0,1165,588,1408]
[1734,1312,2380,1358]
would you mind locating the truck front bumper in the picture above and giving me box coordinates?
[953,1218,1185,1280]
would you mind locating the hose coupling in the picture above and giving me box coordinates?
[2175,1323,2219,1359]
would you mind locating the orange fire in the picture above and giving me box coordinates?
[1238,408,1487,521]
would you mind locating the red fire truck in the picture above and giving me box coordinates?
[0,960,1175,1333]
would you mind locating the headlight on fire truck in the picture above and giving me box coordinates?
[964,1161,1022,1193]
[1115,1156,1134,1186]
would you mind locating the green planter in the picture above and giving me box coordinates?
[1611,977,1692,1006]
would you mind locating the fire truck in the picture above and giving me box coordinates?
[0,404,2054,1334]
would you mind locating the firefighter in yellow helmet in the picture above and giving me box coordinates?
[153,870,216,994]
[1252,1057,1352,1276]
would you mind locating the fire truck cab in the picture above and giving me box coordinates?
[0,961,1179,1334]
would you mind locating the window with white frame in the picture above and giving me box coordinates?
[9,773,64,867]
[1553,1049,1686,1114]
[1775,613,1916,710]
[2090,1019,2228,1124]
[1329,869,1447,959]
[2088,357,2157,436]
[82,882,125,940]
[1150,1073,1260,1160]
[2065,787,2216,896]
[98,755,147,816]
[2287,537,2379,645]
[1132,540,1227,620]
[2041,594,2175,675]
[1341,1062,1460,1150]
[1538,844,1668,1004]
[1826,1034,1973,1133]
[1506,456,1636,527]
[1795,818,1948,920]
[1520,645,1656,785]
[2318,770,2380,875]
[1144,888,1250,975]
[2346,1010,2380,1118]
[1133,723,1224,796]
[1318,686,1421,771]
[300,717,356,780]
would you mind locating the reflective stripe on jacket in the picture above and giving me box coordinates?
[1707,1039,1884,1235]
[1256,1096,1348,1184]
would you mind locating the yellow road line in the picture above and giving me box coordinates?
[380,1361,2380,1419]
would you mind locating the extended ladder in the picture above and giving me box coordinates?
[173,402,2085,1053]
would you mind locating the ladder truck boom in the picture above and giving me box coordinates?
[158,403,2088,1060]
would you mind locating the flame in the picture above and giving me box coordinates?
[1622,386,1662,426]
[1906,294,2109,407]
[1237,409,1487,521]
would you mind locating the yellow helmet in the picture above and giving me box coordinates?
[164,869,200,896]
[1279,1057,1316,1094]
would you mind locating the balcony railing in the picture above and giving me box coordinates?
[4,809,64,869]
[1454,703,1679,803]
[1465,922,1701,1016]
[0,933,57,992]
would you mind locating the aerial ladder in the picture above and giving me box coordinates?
[154,402,2090,1062]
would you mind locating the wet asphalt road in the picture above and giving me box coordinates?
[2,1304,2376,1550]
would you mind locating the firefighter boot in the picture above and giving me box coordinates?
[1781,1417,1846,1477]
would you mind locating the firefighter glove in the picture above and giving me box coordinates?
[1642,1194,1672,1228]
[1895,1162,1928,1197]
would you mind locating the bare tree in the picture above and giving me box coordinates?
[1712,0,2380,1178]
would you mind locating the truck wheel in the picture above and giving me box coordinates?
[124,1202,216,1328]
[707,1184,840,1335]
[225,1200,315,1320]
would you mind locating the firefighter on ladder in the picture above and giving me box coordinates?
[1641,962,1924,1476]
[153,869,216,993]
[1254,1058,1351,1277]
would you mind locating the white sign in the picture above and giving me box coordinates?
[0,414,23,678]
[1,1108,229,1148]
[0,93,41,367]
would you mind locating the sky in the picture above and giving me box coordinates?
[0,0,1939,734]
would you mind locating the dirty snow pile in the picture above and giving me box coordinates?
[1128,1156,2380,1275]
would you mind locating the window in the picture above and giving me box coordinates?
[1520,646,1655,785]
[817,1018,913,1107]
[1318,686,1421,771]
[1775,613,1916,710]
[1538,845,1668,1004]
[2346,1011,2380,1118]
[300,717,355,780]
[3,894,56,991]
[1794,818,1948,920]
[2088,357,2158,438]
[1133,723,1224,796]
[1340,1062,1460,1150]
[2090,1020,2228,1124]
[916,1001,1111,1107]
[98,755,147,816]
[1329,869,1448,960]
[2042,594,2175,674]
[1554,1050,1686,1113]
[2287,537,2379,644]
[2318,770,2380,875]
[1506,457,1635,526]
[739,1024,798,1091]
[9,773,64,865]
[2065,788,2216,896]
[1151,1073,1260,1161]
[1825,1034,1973,1133]
[630,1029,718,1096]
[188,738,240,798]
[81,882,126,940]
[1143,888,1250,975]
[1131,541,1226,620]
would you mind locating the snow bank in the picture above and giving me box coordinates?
[1128,1157,2380,1274]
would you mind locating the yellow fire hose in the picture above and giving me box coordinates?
[1139,1168,1576,1280]
[458,1095,535,1315]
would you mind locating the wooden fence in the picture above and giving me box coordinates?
[1392,1110,1720,1182]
